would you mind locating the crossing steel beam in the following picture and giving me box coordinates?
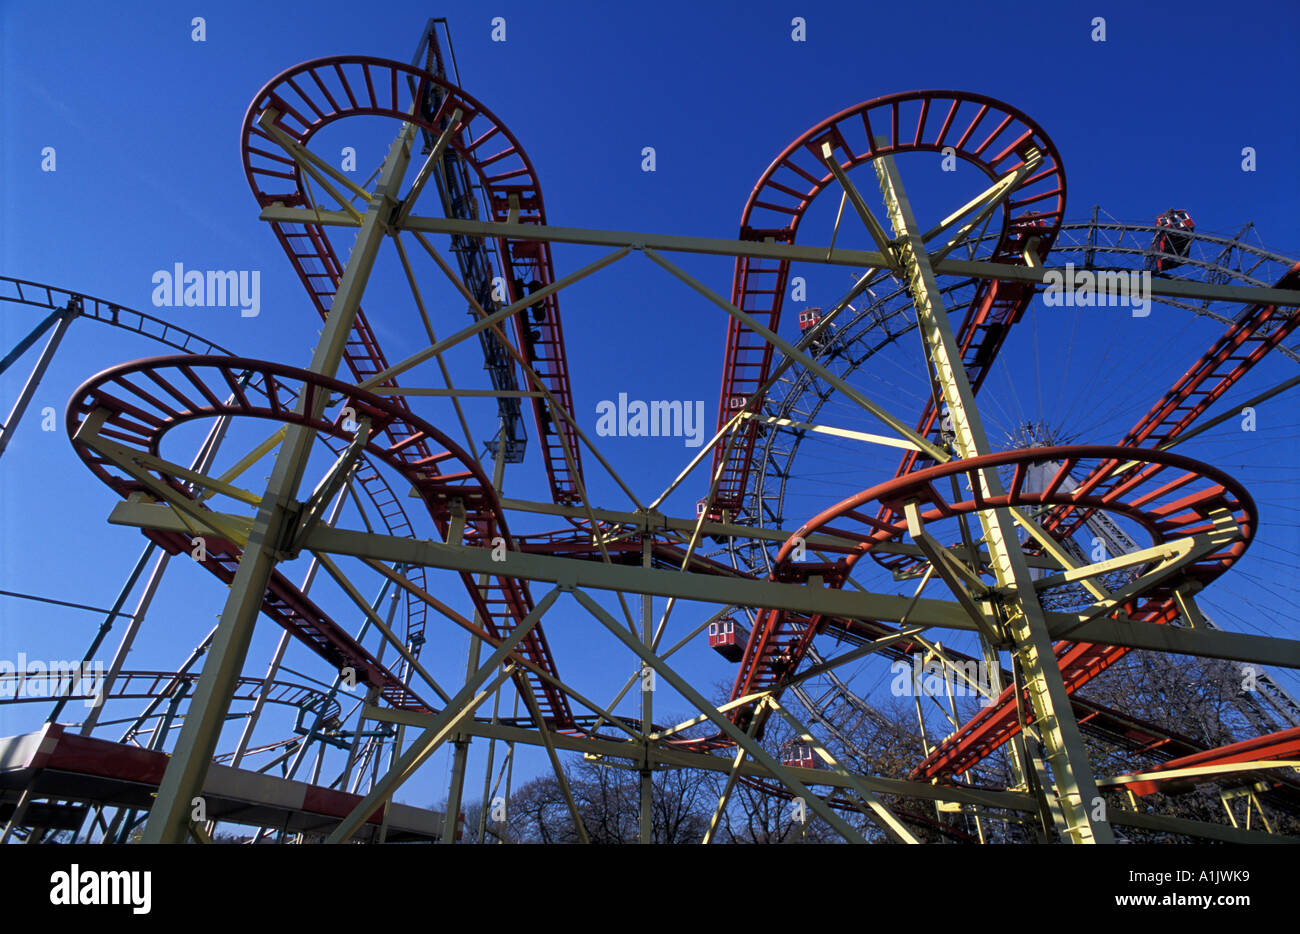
[870,144,1113,842]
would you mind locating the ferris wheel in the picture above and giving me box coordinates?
[5,16,1299,846]
[685,85,1300,839]
[712,206,1300,836]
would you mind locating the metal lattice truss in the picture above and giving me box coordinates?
[7,34,1300,845]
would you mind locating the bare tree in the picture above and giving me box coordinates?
[478,643,1298,844]
[497,756,714,843]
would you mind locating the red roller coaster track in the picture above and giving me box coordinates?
[237,56,586,727]
[66,355,571,723]
[712,90,1066,514]
[240,56,583,504]
[706,92,1298,796]
[914,262,1300,780]
[711,90,1067,726]
[729,445,1255,731]
[25,27,1297,841]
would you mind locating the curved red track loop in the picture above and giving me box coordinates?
[2,275,435,665]
[239,55,583,725]
[727,445,1255,736]
[910,264,1300,780]
[65,355,572,725]
[1039,262,1300,544]
[239,55,582,504]
[880,261,1300,584]
[712,90,1066,514]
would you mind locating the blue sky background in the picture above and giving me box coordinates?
[2,0,1299,818]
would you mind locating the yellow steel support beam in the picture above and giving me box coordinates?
[324,587,561,843]
[872,142,1113,843]
[642,247,950,462]
[766,695,920,844]
[104,499,1300,668]
[256,205,1300,307]
[570,587,871,844]
[142,118,420,845]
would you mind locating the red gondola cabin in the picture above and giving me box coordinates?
[708,616,749,662]
[1151,209,1194,272]
[781,740,818,769]
[797,307,822,332]
[696,499,730,544]
[696,499,724,521]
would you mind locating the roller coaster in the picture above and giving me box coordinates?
[3,18,1299,845]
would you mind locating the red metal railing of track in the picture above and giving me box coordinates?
[1,275,439,680]
[913,263,1300,779]
[240,56,582,504]
[715,92,1065,709]
[66,356,572,723]
[1118,725,1300,797]
[729,446,1255,742]
[711,91,1065,516]
[239,57,586,725]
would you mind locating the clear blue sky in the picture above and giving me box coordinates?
[2,0,1298,813]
